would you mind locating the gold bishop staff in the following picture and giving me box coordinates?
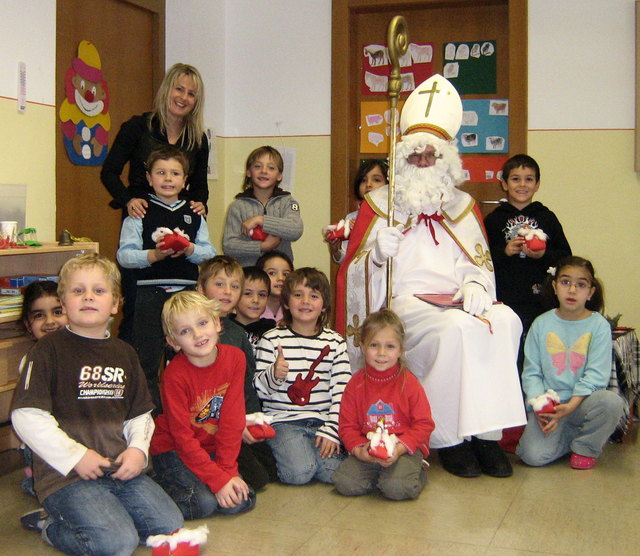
[385,15,408,307]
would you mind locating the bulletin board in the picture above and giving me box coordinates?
[332,0,528,228]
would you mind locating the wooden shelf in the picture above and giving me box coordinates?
[0,242,99,279]
[0,380,17,394]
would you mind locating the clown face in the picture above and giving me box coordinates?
[72,74,106,117]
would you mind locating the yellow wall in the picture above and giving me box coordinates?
[0,99,56,242]
[206,135,332,277]
[529,130,640,327]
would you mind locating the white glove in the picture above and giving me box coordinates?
[372,226,404,265]
[452,282,492,316]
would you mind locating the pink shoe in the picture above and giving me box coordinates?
[570,452,596,470]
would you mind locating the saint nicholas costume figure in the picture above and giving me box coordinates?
[336,75,526,478]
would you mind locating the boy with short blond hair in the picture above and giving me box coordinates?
[197,256,260,414]
[117,145,216,407]
[198,255,277,488]
[151,291,255,518]
[12,253,182,555]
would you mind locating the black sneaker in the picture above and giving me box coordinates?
[20,508,48,532]
[438,441,481,478]
[471,437,513,477]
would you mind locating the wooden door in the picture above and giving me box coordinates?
[331,0,528,225]
[56,0,164,262]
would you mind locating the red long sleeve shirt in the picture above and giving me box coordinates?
[339,364,434,457]
[151,346,246,493]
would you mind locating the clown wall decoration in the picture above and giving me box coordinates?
[59,40,111,165]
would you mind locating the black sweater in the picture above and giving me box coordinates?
[101,112,209,210]
[484,201,571,328]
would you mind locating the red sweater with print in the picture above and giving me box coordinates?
[151,346,246,493]
[338,364,434,457]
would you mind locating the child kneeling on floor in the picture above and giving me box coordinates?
[12,253,182,556]
[333,309,434,500]
[253,268,352,485]
[516,256,625,470]
[151,291,255,519]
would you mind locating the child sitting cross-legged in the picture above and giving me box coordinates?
[12,254,182,556]
[198,255,278,489]
[150,291,256,519]
[230,266,276,353]
[332,309,434,500]
[254,268,352,485]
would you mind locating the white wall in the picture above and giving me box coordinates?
[223,0,331,136]
[166,0,332,137]
[0,1,55,104]
[528,0,635,129]
[168,0,637,136]
[165,0,227,135]
[0,0,56,241]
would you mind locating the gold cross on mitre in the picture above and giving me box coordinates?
[399,74,463,142]
[418,80,441,118]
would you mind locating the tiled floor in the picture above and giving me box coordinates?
[0,432,638,556]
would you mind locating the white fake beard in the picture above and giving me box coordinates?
[394,163,455,216]
[393,134,465,217]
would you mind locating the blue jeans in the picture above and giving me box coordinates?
[152,450,256,520]
[267,419,345,485]
[41,473,183,556]
[516,389,625,466]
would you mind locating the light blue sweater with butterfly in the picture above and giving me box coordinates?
[522,310,612,405]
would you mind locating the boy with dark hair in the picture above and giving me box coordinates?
[485,153,572,335]
[254,268,352,485]
[230,266,276,351]
[117,145,215,407]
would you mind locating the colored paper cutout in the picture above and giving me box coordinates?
[59,40,111,166]
[456,99,508,154]
[362,42,435,96]
[360,100,406,154]
[443,40,496,94]
[461,156,509,183]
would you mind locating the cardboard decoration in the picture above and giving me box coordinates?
[362,42,435,96]
[461,156,508,183]
[59,40,111,165]
[443,40,497,95]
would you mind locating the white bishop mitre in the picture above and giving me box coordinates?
[399,74,463,141]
